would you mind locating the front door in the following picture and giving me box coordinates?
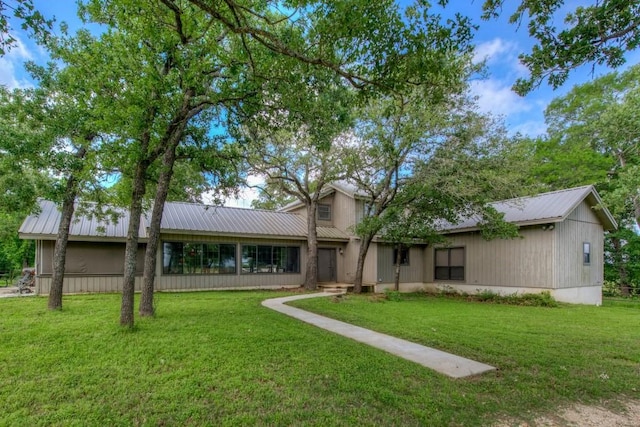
[317,248,337,282]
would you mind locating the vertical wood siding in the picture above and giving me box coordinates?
[376,244,425,283]
[554,201,604,289]
[363,243,378,284]
[332,191,357,232]
[424,228,555,289]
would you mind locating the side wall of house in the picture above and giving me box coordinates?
[34,236,308,294]
[422,227,555,293]
[553,201,604,304]
[155,234,306,291]
[35,240,145,294]
[375,245,425,291]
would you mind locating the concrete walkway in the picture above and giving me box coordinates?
[262,292,496,379]
[0,286,35,298]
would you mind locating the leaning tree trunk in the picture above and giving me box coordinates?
[139,134,183,316]
[48,176,79,310]
[120,161,149,328]
[353,233,374,293]
[48,146,87,310]
[305,202,319,290]
[139,89,198,316]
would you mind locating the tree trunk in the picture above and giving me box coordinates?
[48,175,78,310]
[48,146,87,310]
[353,233,374,293]
[305,201,318,290]
[139,137,181,316]
[610,236,631,296]
[120,161,148,328]
[394,243,401,291]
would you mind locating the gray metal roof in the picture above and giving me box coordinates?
[19,199,350,241]
[443,185,617,233]
[19,200,145,240]
[161,202,349,240]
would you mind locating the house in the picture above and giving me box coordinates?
[19,183,616,305]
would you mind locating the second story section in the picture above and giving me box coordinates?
[280,182,368,235]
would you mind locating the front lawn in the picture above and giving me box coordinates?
[1,291,638,426]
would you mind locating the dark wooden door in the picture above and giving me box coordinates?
[317,248,337,282]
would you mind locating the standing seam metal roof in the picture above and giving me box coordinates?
[19,199,350,240]
[443,185,617,232]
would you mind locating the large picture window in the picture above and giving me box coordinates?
[435,247,465,281]
[242,245,300,274]
[163,242,236,275]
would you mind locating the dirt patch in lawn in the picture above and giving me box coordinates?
[496,398,640,426]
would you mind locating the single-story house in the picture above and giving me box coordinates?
[19,183,616,305]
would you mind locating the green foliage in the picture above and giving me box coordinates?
[0,0,52,55]
[482,1,640,94]
[383,289,402,302]
[602,281,622,298]
[474,290,558,307]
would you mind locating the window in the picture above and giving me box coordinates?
[162,242,236,274]
[392,245,410,266]
[583,242,591,265]
[242,245,300,274]
[435,247,465,281]
[317,204,331,221]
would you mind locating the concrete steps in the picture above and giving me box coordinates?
[318,283,352,293]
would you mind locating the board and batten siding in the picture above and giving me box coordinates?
[36,276,141,295]
[155,234,307,291]
[376,244,425,283]
[35,240,144,295]
[331,190,358,232]
[553,200,604,289]
[424,227,555,289]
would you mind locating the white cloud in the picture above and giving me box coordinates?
[510,120,547,138]
[470,78,531,117]
[0,36,34,89]
[473,38,516,65]
[474,37,530,81]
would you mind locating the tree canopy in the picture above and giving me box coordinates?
[483,0,640,94]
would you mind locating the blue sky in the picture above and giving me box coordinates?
[2,1,637,138]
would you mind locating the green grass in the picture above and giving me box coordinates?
[1,292,638,426]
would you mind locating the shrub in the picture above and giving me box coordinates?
[472,290,558,307]
[602,280,622,297]
[384,289,402,302]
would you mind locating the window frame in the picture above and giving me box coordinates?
[434,247,465,281]
[241,245,301,274]
[583,242,591,265]
[162,242,237,275]
[317,203,332,221]
[392,245,410,266]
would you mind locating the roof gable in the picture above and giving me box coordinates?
[444,185,617,233]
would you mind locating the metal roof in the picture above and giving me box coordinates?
[19,199,350,241]
[19,200,146,240]
[160,202,349,240]
[443,185,617,233]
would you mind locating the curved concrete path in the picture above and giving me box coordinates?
[262,292,496,379]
